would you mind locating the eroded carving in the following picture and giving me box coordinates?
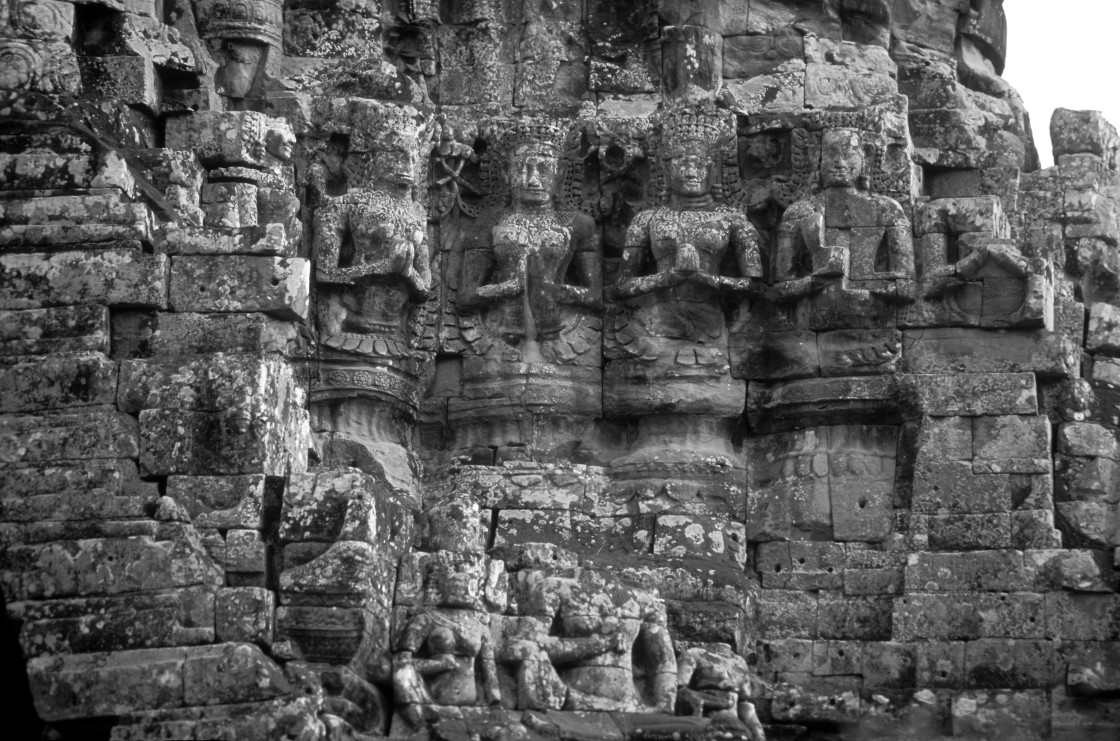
[449,119,602,462]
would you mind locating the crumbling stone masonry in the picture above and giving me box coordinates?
[1,1,1119,739]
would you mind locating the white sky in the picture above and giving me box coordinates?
[1003,1,1120,168]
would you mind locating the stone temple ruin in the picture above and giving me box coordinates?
[2,0,1120,739]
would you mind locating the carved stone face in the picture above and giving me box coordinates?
[510,145,558,206]
[265,126,296,162]
[821,130,864,188]
[378,148,419,188]
[668,151,714,198]
[427,557,481,608]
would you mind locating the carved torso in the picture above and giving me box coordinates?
[460,208,600,363]
[317,189,427,282]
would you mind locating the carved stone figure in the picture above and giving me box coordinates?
[609,108,763,401]
[311,103,433,495]
[450,119,602,462]
[393,563,500,719]
[604,107,761,516]
[773,127,914,304]
[315,134,430,349]
[194,0,283,100]
[758,127,915,377]
[458,122,601,366]
[162,111,301,254]
[676,644,766,741]
[497,567,676,712]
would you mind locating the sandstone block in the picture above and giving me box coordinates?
[1045,593,1120,641]
[915,416,972,461]
[965,639,1053,688]
[78,55,160,111]
[757,590,818,639]
[200,182,258,229]
[0,523,222,601]
[0,352,117,413]
[756,541,845,590]
[914,373,1037,416]
[1059,422,1119,459]
[653,514,745,565]
[913,461,1012,514]
[216,587,274,644]
[722,59,806,113]
[1062,643,1120,696]
[147,312,299,356]
[804,37,897,110]
[494,509,571,548]
[1051,109,1119,160]
[118,353,298,416]
[901,327,1077,377]
[1056,501,1119,549]
[915,641,966,687]
[817,595,892,640]
[182,643,291,706]
[893,593,1045,640]
[1051,686,1120,741]
[1087,302,1120,356]
[11,587,214,657]
[973,415,1051,466]
[281,470,413,555]
[722,29,803,79]
[0,459,150,499]
[812,639,862,677]
[0,484,152,523]
[164,111,291,169]
[862,642,917,688]
[928,513,1012,550]
[842,565,902,596]
[139,406,308,476]
[1027,548,1119,592]
[905,550,1033,592]
[757,638,814,675]
[0,250,168,310]
[916,196,1009,238]
[666,600,746,647]
[280,540,396,608]
[166,474,267,529]
[225,529,266,574]
[658,0,751,35]
[0,305,109,356]
[169,255,309,321]
[0,409,138,464]
[589,556,751,605]
[1012,509,1063,549]
[830,477,893,543]
[0,193,150,231]
[27,647,188,721]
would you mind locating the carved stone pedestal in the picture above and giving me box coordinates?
[447,358,602,463]
[607,414,746,522]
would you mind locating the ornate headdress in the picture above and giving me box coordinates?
[474,117,583,210]
[497,119,568,159]
[659,106,735,159]
[194,0,283,46]
[648,106,741,205]
[346,100,427,153]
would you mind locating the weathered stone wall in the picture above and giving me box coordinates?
[1,1,1118,739]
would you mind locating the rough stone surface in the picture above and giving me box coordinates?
[0,2,1117,739]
